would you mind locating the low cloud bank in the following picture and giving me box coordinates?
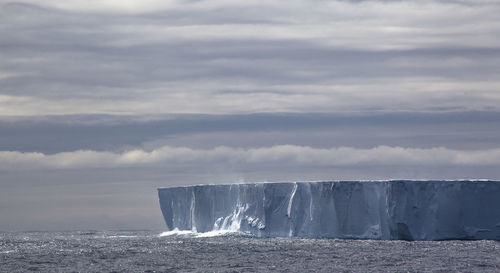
[2,145,500,170]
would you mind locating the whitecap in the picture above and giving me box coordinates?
[158,228,245,238]
[158,229,195,237]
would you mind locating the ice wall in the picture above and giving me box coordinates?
[158,181,500,240]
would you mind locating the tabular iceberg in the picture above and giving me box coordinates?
[158,180,500,240]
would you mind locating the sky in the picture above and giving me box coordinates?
[1,0,500,231]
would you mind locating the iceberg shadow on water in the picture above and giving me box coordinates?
[158,180,500,240]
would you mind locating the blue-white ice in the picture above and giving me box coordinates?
[158,180,500,240]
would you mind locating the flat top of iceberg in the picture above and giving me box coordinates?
[158,179,497,190]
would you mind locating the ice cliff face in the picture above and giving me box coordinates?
[158,181,500,240]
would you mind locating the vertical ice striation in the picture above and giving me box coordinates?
[158,180,500,240]
[287,182,297,219]
[190,190,196,232]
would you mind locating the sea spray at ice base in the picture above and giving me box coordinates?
[158,180,500,240]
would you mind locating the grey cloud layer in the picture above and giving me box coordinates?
[1,0,500,115]
[2,112,500,153]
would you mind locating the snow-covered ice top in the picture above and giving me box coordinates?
[158,180,500,240]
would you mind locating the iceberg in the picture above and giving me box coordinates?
[157,180,500,240]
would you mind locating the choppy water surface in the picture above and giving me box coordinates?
[1,231,500,272]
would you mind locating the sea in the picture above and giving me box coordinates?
[1,230,500,272]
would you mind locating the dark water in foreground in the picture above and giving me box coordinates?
[1,231,500,272]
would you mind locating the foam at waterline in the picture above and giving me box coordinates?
[158,228,247,238]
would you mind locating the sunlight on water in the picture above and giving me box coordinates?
[1,231,500,272]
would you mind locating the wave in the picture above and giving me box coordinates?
[158,228,247,238]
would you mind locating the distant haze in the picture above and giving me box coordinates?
[1,0,499,231]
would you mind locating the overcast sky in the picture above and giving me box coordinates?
[1,0,500,231]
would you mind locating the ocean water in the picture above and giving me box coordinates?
[1,230,500,272]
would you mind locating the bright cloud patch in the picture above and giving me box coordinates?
[2,145,500,170]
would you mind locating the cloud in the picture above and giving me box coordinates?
[2,145,500,170]
[1,1,500,116]
[3,111,500,155]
